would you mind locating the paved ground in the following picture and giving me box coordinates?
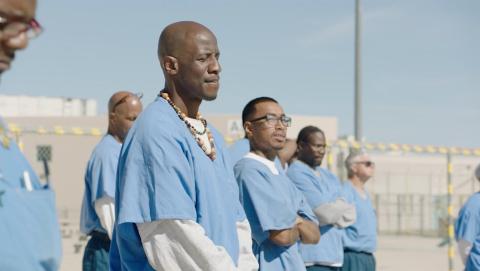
[60,234,463,271]
[376,235,462,271]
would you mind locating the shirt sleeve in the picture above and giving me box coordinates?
[287,169,332,208]
[116,127,197,224]
[296,192,319,224]
[137,220,237,271]
[466,237,480,271]
[455,210,480,243]
[88,151,117,202]
[236,167,297,232]
[94,196,115,239]
[313,198,356,227]
[236,219,259,271]
[288,167,353,226]
[465,236,480,271]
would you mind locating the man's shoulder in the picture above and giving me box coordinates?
[286,160,311,178]
[462,192,480,212]
[288,160,309,171]
[138,100,177,126]
[89,137,119,164]
[319,167,340,182]
[235,156,278,182]
[340,180,355,194]
[235,156,262,173]
[130,100,184,141]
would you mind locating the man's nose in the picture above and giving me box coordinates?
[5,32,29,50]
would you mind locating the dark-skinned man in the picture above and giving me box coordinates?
[0,0,62,270]
[234,97,320,271]
[80,91,142,271]
[109,21,258,271]
[287,126,356,271]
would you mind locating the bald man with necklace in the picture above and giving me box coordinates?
[109,21,257,271]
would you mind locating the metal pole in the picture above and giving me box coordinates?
[354,0,363,142]
[447,152,454,271]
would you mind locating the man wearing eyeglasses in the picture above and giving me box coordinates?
[287,126,356,271]
[0,0,42,73]
[229,101,294,173]
[341,151,377,271]
[0,1,62,271]
[79,91,142,271]
[234,97,320,271]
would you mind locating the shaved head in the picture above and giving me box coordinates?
[108,91,143,142]
[108,91,138,113]
[158,21,215,61]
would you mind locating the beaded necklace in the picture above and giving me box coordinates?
[160,91,216,160]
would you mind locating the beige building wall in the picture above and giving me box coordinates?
[5,116,107,216]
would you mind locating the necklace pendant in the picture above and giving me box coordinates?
[160,90,216,161]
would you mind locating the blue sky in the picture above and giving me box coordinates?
[1,0,478,147]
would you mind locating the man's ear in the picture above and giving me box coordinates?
[351,164,358,175]
[244,122,253,139]
[297,141,304,152]
[163,56,178,75]
[108,112,116,124]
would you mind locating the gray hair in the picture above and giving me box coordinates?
[345,149,368,178]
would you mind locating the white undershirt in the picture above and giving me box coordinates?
[244,152,279,175]
[137,219,258,271]
[94,196,115,240]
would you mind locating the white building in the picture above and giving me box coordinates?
[0,95,97,117]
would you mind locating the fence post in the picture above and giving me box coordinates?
[447,152,454,271]
[375,194,380,233]
[397,194,402,235]
[420,195,424,235]
[336,148,346,181]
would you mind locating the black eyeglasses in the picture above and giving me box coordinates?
[112,92,143,112]
[0,15,43,41]
[355,161,375,167]
[249,114,292,127]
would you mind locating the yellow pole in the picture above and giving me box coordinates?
[447,152,454,271]
[326,150,334,171]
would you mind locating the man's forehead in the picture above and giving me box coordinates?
[310,132,325,142]
[115,98,141,114]
[254,101,283,115]
[356,154,370,161]
[185,31,218,53]
[0,0,36,20]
